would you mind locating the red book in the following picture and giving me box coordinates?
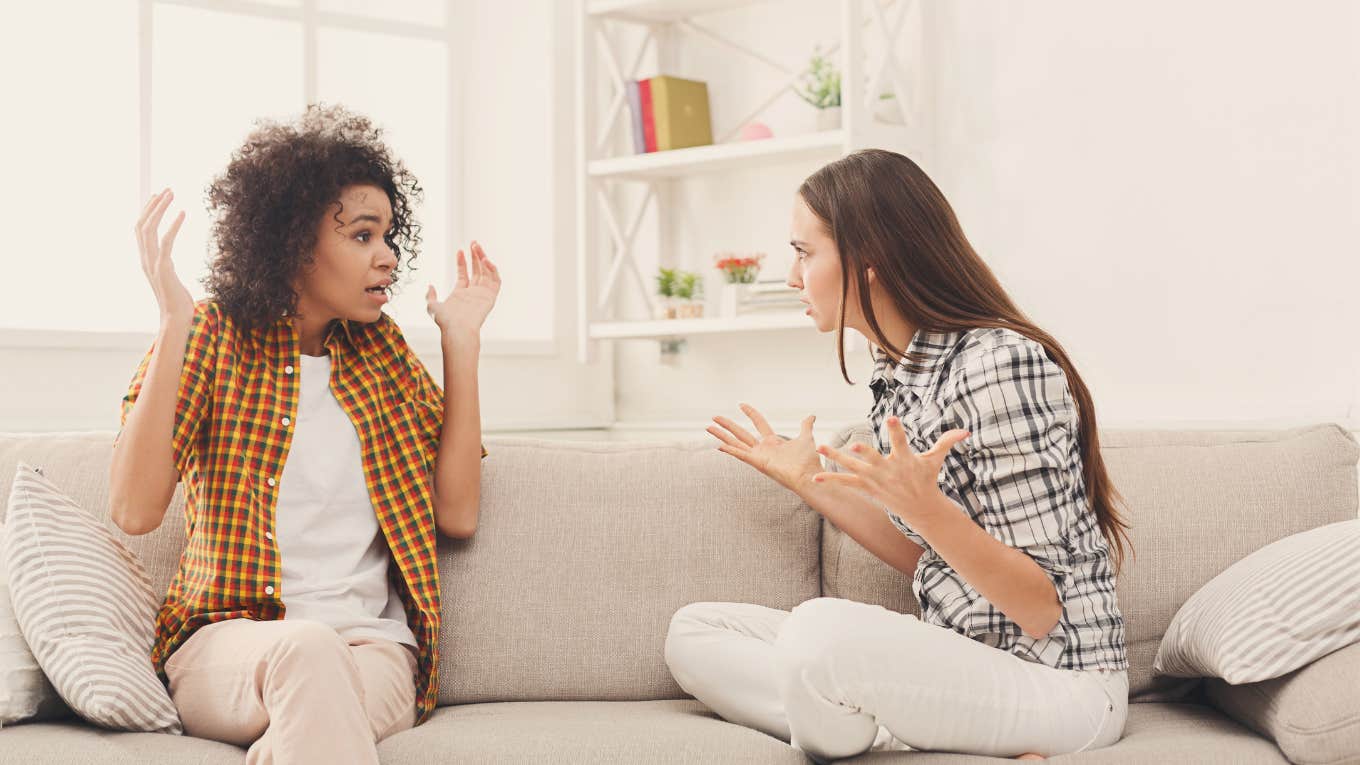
[638,78,657,153]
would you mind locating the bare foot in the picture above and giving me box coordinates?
[1015,755,1045,761]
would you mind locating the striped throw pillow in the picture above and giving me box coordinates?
[0,522,68,726]
[1154,519,1360,685]
[2,463,181,733]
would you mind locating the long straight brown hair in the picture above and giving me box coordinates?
[799,149,1132,571]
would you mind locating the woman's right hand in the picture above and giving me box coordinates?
[137,188,192,323]
[708,403,822,493]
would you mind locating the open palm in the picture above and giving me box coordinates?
[426,241,501,333]
[707,404,821,492]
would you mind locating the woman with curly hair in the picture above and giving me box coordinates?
[108,104,497,762]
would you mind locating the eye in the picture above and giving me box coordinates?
[355,231,371,243]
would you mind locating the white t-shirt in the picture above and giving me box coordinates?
[274,352,417,649]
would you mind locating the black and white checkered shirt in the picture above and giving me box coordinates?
[868,327,1128,671]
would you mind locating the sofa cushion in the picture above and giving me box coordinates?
[823,425,1360,703]
[1155,518,1360,684]
[1205,641,1360,765]
[378,699,809,764]
[3,464,181,734]
[836,703,1289,764]
[0,432,822,706]
[437,438,821,704]
[0,721,243,764]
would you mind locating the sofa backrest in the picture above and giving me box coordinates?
[822,424,1360,702]
[0,432,823,704]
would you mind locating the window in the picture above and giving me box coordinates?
[1,0,552,347]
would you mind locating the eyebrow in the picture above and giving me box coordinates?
[790,239,809,247]
[347,213,390,227]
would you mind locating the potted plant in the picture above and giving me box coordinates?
[714,252,766,317]
[656,267,679,319]
[674,270,704,318]
[796,48,841,130]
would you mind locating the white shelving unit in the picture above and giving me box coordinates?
[573,0,926,360]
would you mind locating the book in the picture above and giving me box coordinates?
[626,80,645,154]
[638,78,657,153]
[648,76,713,151]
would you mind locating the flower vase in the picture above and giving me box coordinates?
[720,283,750,318]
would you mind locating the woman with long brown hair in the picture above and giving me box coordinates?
[665,149,1132,761]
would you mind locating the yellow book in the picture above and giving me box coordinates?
[649,76,713,151]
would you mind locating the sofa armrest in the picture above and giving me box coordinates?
[1204,642,1360,764]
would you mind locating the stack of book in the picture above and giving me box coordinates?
[735,279,805,314]
[626,76,714,153]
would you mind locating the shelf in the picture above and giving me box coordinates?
[589,311,813,340]
[587,0,770,23]
[588,130,845,181]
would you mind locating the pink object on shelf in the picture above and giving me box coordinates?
[739,122,774,141]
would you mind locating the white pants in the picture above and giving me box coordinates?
[665,598,1128,762]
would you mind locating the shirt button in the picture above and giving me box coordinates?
[265,586,275,596]
[281,416,291,426]
[284,365,294,375]
[267,477,276,487]
[264,531,274,541]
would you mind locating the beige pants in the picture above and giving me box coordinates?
[165,618,418,765]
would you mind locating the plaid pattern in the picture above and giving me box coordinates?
[868,328,1127,671]
[116,300,481,723]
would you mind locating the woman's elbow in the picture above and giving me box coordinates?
[109,500,161,536]
[438,517,478,539]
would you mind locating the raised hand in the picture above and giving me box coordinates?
[426,241,501,335]
[707,403,822,492]
[813,416,970,522]
[137,189,192,323]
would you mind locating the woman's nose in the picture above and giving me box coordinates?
[786,262,801,289]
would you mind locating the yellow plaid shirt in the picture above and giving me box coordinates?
[117,299,479,723]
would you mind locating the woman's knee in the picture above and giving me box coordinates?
[265,620,351,668]
[664,602,723,670]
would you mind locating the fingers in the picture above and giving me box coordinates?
[143,190,174,248]
[847,441,885,465]
[712,415,757,447]
[816,443,872,474]
[739,403,776,439]
[705,425,746,450]
[811,471,863,489]
[886,416,911,455]
[137,189,170,273]
[158,211,186,263]
[798,414,816,440]
[716,444,759,469]
[469,241,483,282]
[425,284,438,314]
[455,249,469,288]
[926,429,971,459]
[478,243,500,281]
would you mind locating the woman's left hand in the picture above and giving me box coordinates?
[812,417,970,522]
[427,241,501,334]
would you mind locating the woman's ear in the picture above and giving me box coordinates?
[866,266,877,285]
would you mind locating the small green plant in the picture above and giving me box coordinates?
[795,49,841,109]
[655,267,678,298]
[674,270,702,300]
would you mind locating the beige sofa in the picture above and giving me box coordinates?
[0,424,1356,764]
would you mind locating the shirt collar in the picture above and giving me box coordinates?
[869,328,967,394]
[251,314,360,354]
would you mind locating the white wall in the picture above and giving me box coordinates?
[610,0,1360,436]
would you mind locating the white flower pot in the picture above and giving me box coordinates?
[816,106,842,131]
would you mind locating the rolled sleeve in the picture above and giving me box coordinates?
[384,319,487,463]
[945,338,1078,593]
[115,301,218,478]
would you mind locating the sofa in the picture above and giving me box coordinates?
[0,424,1357,764]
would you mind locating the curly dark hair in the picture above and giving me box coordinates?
[203,103,423,332]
